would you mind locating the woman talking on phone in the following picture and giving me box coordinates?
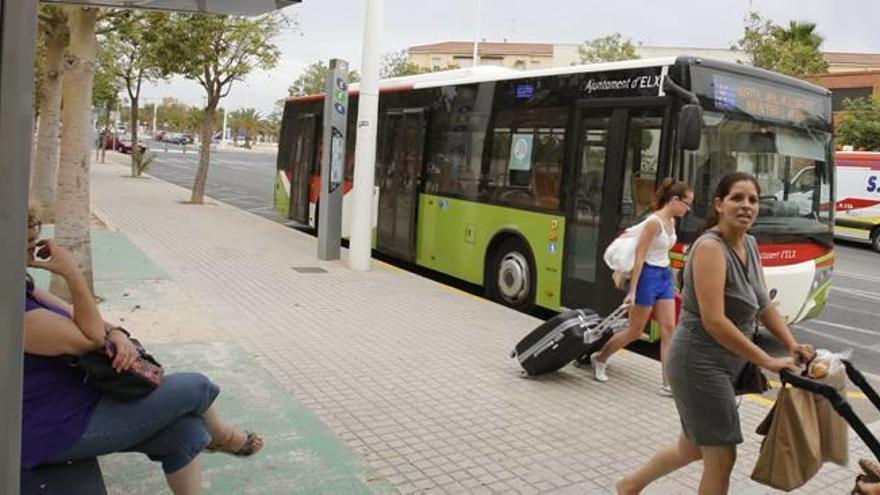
[590,178,693,396]
[23,211,262,495]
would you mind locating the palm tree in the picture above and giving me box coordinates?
[237,108,262,148]
[775,21,823,49]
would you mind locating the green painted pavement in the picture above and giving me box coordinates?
[100,341,390,495]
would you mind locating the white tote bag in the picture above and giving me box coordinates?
[603,216,652,274]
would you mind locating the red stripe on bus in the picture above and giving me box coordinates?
[836,197,880,210]
[671,242,831,268]
[758,243,831,267]
[307,176,354,204]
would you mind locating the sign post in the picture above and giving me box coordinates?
[317,58,348,260]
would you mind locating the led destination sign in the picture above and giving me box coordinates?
[711,73,830,125]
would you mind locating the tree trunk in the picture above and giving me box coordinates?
[51,7,98,301]
[130,96,140,176]
[190,104,217,204]
[31,34,66,223]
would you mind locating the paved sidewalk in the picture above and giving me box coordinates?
[89,161,874,494]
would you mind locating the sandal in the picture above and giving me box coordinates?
[861,458,880,483]
[205,430,263,457]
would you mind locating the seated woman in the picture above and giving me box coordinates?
[23,212,262,495]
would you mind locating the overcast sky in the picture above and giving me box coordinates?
[140,0,880,116]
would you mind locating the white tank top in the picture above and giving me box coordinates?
[644,214,676,268]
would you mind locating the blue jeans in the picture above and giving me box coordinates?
[45,372,220,474]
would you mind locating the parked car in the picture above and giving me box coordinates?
[117,137,147,155]
[163,133,188,145]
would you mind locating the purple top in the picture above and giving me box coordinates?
[22,291,101,469]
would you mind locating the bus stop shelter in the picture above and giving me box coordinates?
[0,2,300,493]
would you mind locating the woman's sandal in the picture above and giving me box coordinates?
[861,458,880,483]
[205,430,263,457]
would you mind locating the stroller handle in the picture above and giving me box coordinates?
[780,361,880,461]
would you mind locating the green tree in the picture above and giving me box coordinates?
[578,33,639,64]
[99,11,169,176]
[155,13,285,204]
[381,49,429,78]
[732,12,828,77]
[92,46,122,163]
[837,97,880,150]
[288,61,360,97]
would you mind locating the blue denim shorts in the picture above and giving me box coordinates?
[634,265,674,307]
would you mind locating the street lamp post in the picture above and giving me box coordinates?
[472,0,481,67]
[348,0,383,272]
[152,101,158,136]
[221,107,228,149]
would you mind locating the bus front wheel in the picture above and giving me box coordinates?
[871,227,880,253]
[488,238,536,311]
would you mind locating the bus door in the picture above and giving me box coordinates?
[289,113,319,225]
[562,104,667,315]
[376,108,427,261]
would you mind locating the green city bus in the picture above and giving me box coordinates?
[275,57,835,336]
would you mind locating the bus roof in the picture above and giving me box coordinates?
[285,55,830,102]
[286,57,679,103]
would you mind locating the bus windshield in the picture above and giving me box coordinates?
[681,112,833,238]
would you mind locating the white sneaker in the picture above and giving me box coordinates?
[658,384,673,397]
[590,352,608,382]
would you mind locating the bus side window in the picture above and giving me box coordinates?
[424,84,491,201]
[620,111,663,227]
[485,106,567,211]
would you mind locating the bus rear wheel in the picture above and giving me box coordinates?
[488,238,535,312]
[871,227,880,253]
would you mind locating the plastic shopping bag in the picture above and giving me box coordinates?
[603,217,650,275]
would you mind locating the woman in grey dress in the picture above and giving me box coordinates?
[616,172,815,495]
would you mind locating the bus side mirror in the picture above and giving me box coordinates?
[679,104,703,151]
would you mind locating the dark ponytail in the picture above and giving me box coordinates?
[651,177,692,211]
[699,171,762,234]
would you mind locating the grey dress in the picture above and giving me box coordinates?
[666,231,771,446]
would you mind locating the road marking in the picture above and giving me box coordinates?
[807,319,880,336]
[796,324,877,349]
[830,286,880,303]
[826,302,879,317]
[744,394,775,406]
[836,270,880,284]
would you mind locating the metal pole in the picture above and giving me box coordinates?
[472,0,481,67]
[1,0,39,492]
[317,59,348,261]
[152,102,157,135]
[221,107,227,149]
[348,0,383,272]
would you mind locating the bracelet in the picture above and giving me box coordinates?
[105,325,131,337]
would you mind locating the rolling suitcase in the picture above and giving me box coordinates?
[511,305,628,376]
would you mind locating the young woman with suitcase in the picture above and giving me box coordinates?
[590,178,693,396]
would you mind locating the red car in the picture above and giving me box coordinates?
[116,137,147,155]
[101,133,146,154]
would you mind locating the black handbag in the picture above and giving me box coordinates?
[734,361,770,395]
[72,329,164,402]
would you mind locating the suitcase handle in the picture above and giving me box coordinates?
[583,304,629,344]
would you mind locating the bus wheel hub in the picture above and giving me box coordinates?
[498,252,529,302]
